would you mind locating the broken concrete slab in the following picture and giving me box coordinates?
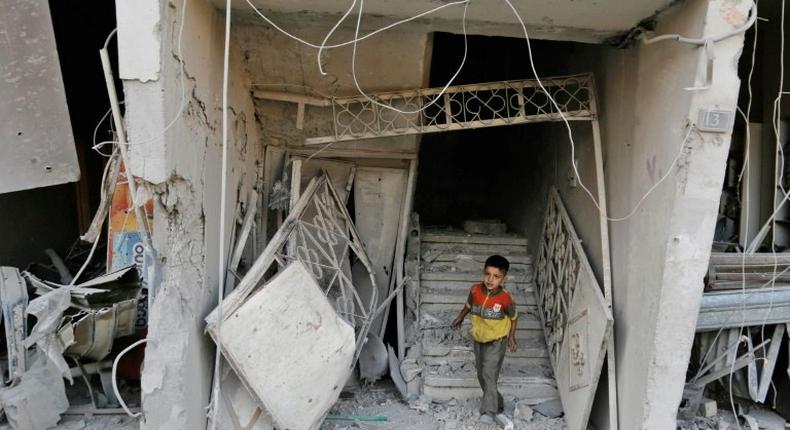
[533,399,564,418]
[217,261,356,430]
[359,332,388,382]
[514,400,534,422]
[0,353,68,430]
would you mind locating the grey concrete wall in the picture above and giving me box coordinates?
[234,20,430,160]
[591,1,750,428]
[116,0,261,428]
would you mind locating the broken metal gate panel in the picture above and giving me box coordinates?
[535,188,613,430]
[0,0,79,193]
[353,167,408,337]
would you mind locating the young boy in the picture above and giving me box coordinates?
[451,255,517,425]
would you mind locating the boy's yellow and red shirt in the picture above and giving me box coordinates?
[465,283,517,343]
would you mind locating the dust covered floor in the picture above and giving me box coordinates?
[321,382,566,430]
[0,415,138,430]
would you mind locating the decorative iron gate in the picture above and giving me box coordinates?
[536,188,613,429]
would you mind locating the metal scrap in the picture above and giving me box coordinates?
[0,267,29,383]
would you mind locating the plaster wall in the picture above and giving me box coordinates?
[233,20,429,162]
[589,1,749,428]
[116,0,261,428]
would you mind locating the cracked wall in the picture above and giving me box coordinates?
[116,0,261,428]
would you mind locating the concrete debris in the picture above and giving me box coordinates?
[359,332,388,382]
[494,413,514,430]
[0,353,69,430]
[324,383,566,430]
[699,398,717,418]
[739,405,786,430]
[514,400,535,422]
[532,399,564,419]
[214,262,356,430]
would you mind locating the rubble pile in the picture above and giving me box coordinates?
[0,264,145,429]
[320,384,567,430]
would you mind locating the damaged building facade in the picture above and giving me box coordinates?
[5,0,790,428]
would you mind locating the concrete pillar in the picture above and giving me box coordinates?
[597,0,750,428]
[115,0,260,428]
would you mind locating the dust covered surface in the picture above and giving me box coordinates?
[321,383,566,430]
[0,415,139,430]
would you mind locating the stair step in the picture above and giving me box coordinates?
[426,252,532,264]
[422,344,549,359]
[420,272,534,284]
[424,383,559,403]
[421,242,529,256]
[420,323,547,347]
[424,362,554,381]
[421,287,537,306]
[422,231,528,246]
[422,354,549,368]
[421,302,540,317]
[422,260,533,276]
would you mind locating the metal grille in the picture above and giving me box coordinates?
[307,74,594,144]
[274,178,375,331]
[535,189,582,364]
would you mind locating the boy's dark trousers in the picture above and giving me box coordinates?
[473,337,507,415]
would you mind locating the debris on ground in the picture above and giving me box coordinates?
[0,263,145,429]
[321,382,567,430]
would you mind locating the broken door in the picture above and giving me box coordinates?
[535,188,613,430]
[353,167,408,335]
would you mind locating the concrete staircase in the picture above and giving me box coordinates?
[417,227,559,404]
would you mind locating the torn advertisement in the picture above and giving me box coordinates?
[108,162,156,328]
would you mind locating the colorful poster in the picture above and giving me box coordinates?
[108,162,155,329]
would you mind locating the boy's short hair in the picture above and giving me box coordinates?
[484,255,510,273]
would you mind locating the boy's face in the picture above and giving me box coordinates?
[483,266,507,291]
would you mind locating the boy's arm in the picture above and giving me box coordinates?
[452,289,474,329]
[451,305,470,329]
[507,299,518,352]
[507,318,518,352]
